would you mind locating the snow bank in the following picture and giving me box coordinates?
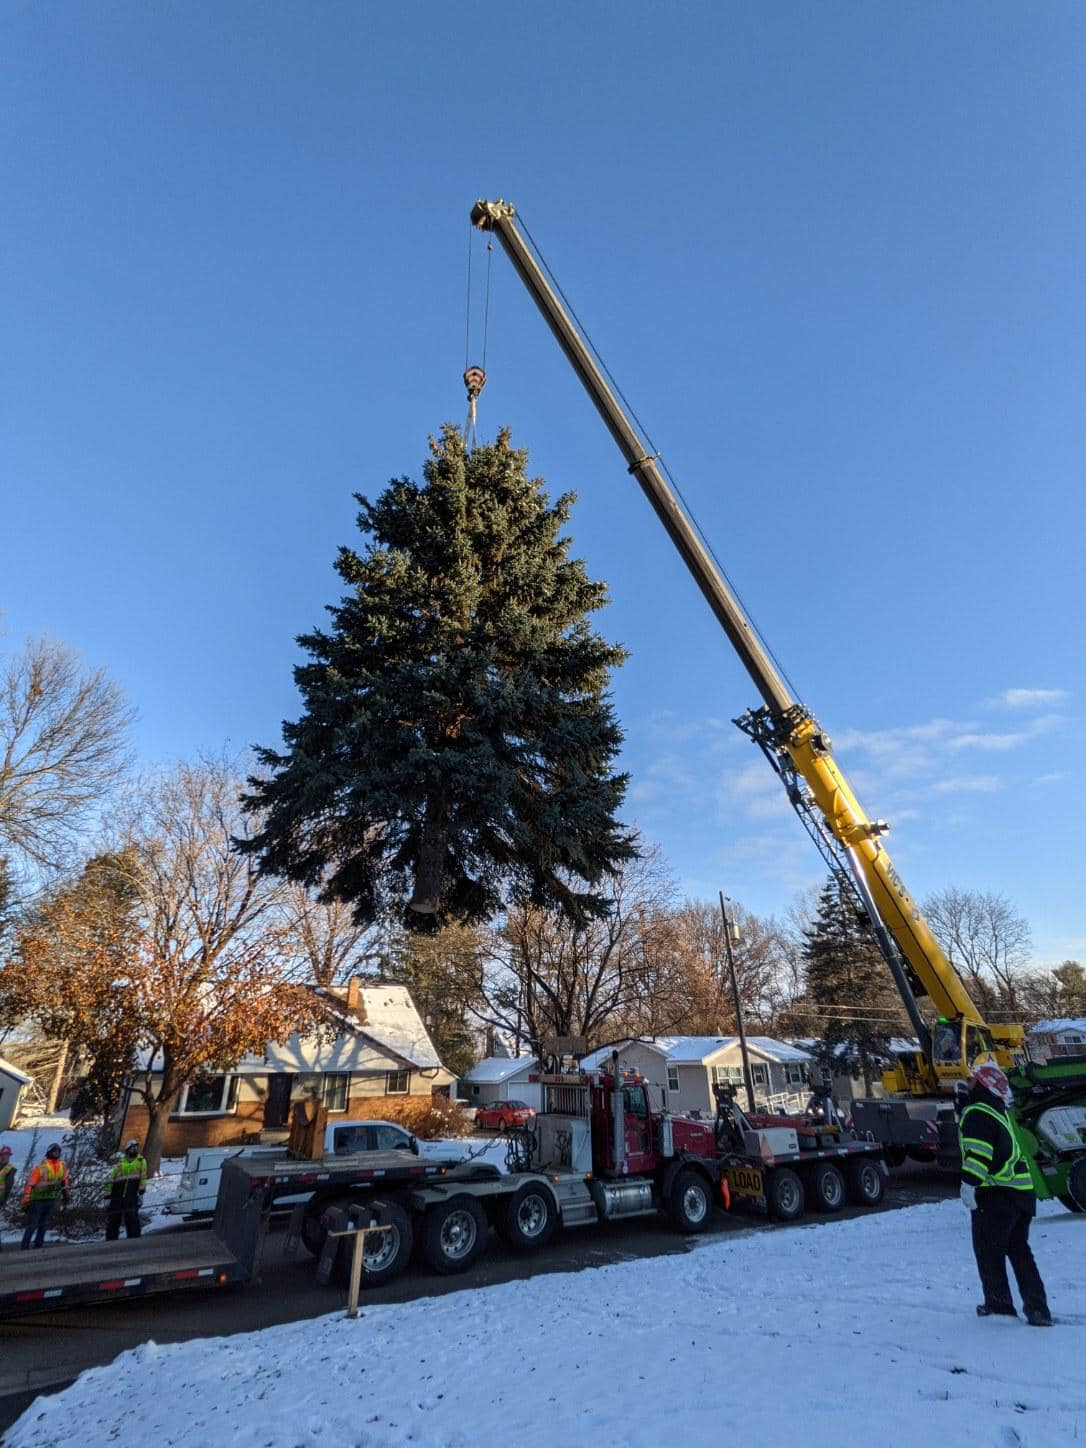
[9,1201,1085,1447]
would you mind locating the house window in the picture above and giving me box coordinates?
[786,1064,807,1086]
[174,1076,238,1116]
[322,1074,350,1113]
[750,1064,769,1088]
[386,1069,410,1095]
[667,1066,680,1093]
[712,1065,743,1086]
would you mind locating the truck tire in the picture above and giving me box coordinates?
[321,1198,414,1286]
[300,1203,325,1257]
[884,1146,907,1169]
[1065,1156,1086,1211]
[502,1182,557,1250]
[767,1167,805,1222]
[847,1158,885,1208]
[357,1199,414,1285]
[1058,1195,1084,1214]
[667,1168,712,1234]
[808,1162,846,1213]
[421,1194,489,1275]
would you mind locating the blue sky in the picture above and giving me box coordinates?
[3,4,1083,961]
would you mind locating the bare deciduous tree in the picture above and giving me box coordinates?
[478,844,676,1059]
[7,759,324,1174]
[279,882,382,986]
[0,636,133,871]
[923,886,1033,1016]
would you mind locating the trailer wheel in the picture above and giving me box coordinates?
[809,1162,846,1213]
[300,1204,325,1256]
[422,1194,489,1275]
[667,1169,712,1234]
[322,1198,414,1286]
[503,1183,557,1250]
[846,1159,885,1208]
[1065,1157,1086,1211]
[358,1200,414,1284]
[766,1167,805,1222]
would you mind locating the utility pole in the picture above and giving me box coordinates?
[719,892,756,1114]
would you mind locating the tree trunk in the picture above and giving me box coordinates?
[141,1085,180,1178]
[45,1040,70,1114]
[409,788,447,915]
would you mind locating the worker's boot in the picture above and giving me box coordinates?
[976,1303,1017,1318]
[1025,1307,1052,1327]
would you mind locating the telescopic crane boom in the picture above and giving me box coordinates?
[471,197,1022,1091]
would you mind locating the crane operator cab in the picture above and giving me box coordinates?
[933,1019,996,1076]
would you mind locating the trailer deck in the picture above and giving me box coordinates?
[0,1230,246,1317]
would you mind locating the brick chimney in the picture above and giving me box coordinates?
[345,976,366,1022]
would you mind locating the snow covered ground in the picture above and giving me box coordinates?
[7,1199,1084,1447]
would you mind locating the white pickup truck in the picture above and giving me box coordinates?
[166,1118,449,1216]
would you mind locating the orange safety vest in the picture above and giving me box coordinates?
[22,1158,68,1206]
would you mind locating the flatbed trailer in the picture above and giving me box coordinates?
[0,1147,459,1320]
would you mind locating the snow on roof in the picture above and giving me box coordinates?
[349,984,443,1069]
[581,1036,813,1066]
[463,1056,538,1084]
[661,1035,812,1064]
[1029,1018,1086,1036]
[0,1055,32,1085]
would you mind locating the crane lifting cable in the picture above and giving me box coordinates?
[462,226,494,449]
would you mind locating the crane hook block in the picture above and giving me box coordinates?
[464,366,487,401]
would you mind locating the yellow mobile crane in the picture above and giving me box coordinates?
[470,199,1086,1208]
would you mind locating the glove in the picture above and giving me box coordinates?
[960,1182,977,1211]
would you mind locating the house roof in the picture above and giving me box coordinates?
[327,983,444,1069]
[581,1036,812,1068]
[1029,1018,1086,1036]
[135,982,445,1076]
[0,1055,32,1085]
[463,1056,538,1085]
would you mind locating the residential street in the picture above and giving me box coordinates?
[0,1163,954,1435]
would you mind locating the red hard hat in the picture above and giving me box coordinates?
[972,1062,1012,1105]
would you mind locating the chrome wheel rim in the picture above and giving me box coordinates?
[440,1210,478,1260]
[516,1194,548,1237]
[682,1184,708,1224]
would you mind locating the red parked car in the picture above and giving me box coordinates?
[475,1099,536,1131]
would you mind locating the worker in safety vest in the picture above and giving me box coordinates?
[105,1139,147,1240]
[959,1062,1051,1326]
[20,1143,70,1250]
[0,1145,15,1250]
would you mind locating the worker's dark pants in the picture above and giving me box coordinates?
[106,1182,142,1240]
[21,1198,58,1249]
[971,1189,1048,1315]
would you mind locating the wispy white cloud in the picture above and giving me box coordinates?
[1033,772,1066,786]
[988,687,1070,711]
[930,775,1002,795]
[716,759,793,824]
[947,714,1065,752]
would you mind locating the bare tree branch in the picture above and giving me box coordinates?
[0,636,134,871]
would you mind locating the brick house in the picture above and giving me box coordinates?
[117,980,455,1156]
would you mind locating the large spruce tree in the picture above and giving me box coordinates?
[802,876,904,1094]
[243,426,634,929]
